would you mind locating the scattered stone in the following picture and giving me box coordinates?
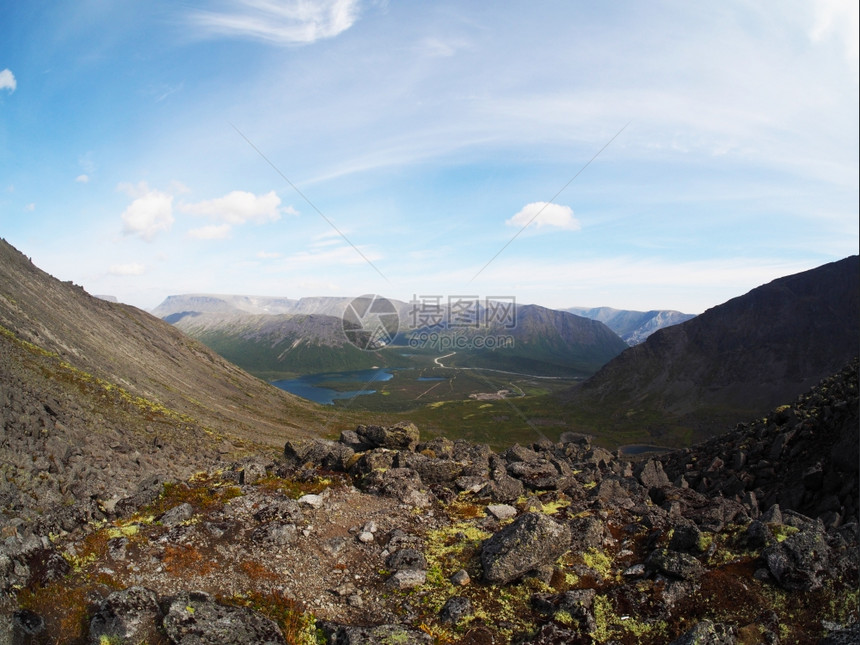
[439,596,472,625]
[163,591,286,644]
[622,563,647,578]
[820,623,860,644]
[387,547,426,571]
[160,502,194,527]
[669,522,705,554]
[637,459,671,488]
[451,569,471,586]
[318,622,432,644]
[385,569,426,590]
[486,504,517,521]
[356,422,420,451]
[11,609,45,640]
[88,586,163,645]
[481,512,572,584]
[645,548,705,581]
[252,522,297,546]
[298,494,324,509]
[668,618,738,644]
[763,526,831,590]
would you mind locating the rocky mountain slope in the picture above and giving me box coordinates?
[564,307,696,346]
[563,256,860,443]
[1,361,856,644]
[0,238,342,536]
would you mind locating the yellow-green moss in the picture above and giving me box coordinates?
[772,524,800,543]
[582,548,613,580]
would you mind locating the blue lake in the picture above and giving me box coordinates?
[272,369,394,405]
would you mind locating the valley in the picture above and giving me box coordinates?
[1,238,858,644]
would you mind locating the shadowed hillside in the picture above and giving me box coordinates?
[562,256,859,444]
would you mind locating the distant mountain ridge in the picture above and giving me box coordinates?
[564,306,696,345]
[152,294,414,321]
[154,295,629,378]
[563,255,860,443]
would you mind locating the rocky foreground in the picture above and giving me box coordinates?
[1,361,858,644]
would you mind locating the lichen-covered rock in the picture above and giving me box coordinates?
[355,422,420,451]
[820,623,860,644]
[668,618,737,644]
[88,586,163,645]
[386,547,426,571]
[163,591,286,644]
[763,525,831,590]
[160,502,194,527]
[358,467,430,506]
[481,512,571,584]
[645,548,705,581]
[637,458,671,488]
[283,438,351,471]
[480,468,525,503]
[319,622,432,644]
[529,622,581,644]
[439,596,472,625]
[569,515,605,551]
[669,521,705,554]
[385,568,426,589]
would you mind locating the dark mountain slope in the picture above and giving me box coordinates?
[563,256,859,443]
[450,304,629,377]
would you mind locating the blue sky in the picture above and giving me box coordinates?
[1,0,857,314]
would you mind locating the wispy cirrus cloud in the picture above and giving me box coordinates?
[187,0,361,45]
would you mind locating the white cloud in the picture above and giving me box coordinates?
[188,0,361,45]
[119,182,175,241]
[811,0,860,62]
[109,263,146,276]
[188,224,231,240]
[75,174,90,184]
[25,203,35,212]
[271,243,382,270]
[0,69,16,93]
[257,250,282,259]
[506,202,580,231]
[180,190,284,225]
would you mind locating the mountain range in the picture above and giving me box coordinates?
[564,306,696,345]
[153,295,630,378]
